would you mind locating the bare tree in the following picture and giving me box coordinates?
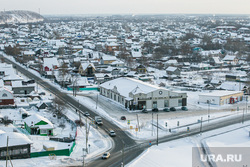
[52,97,66,118]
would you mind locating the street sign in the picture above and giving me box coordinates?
[135,128,138,132]
[149,141,152,146]
[127,120,130,125]
[187,127,190,132]
[130,126,133,129]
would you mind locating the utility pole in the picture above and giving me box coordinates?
[207,100,210,122]
[151,113,153,136]
[96,93,98,109]
[157,114,158,146]
[85,116,88,154]
[136,114,140,132]
[200,117,203,134]
[121,141,124,167]
[242,108,245,124]
[246,96,248,113]
[6,136,8,167]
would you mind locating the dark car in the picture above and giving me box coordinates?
[120,116,126,120]
[152,108,159,112]
[170,107,176,111]
[142,109,148,113]
[163,108,170,112]
[181,106,188,111]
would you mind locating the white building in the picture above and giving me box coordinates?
[199,90,244,105]
[99,77,187,110]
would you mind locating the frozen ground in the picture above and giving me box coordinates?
[126,121,250,167]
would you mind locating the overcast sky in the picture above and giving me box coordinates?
[2,0,250,15]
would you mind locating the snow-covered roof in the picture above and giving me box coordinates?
[0,130,32,148]
[217,82,245,91]
[213,57,223,64]
[24,114,53,129]
[166,67,178,72]
[199,90,243,97]
[43,58,59,69]
[102,55,117,61]
[80,62,95,71]
[223,55,236,61]
[100,77,166,98]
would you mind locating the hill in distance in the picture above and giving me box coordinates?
[0,10,44,25]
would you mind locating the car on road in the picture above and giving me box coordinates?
[102,152,110,159]
[152,108,159,112]
[170,107,176,111]
[181,106,188,111]
[84,112,90,117]
[120,116,126,120]
[109,130,116,137]
[163,108,170,112]
[142,109,148,113]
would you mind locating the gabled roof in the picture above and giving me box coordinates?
[80,62,96,71]
[24,114,53,129]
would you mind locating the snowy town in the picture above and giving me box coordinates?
[0,11,249,167]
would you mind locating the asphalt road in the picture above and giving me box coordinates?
[3,54,250,167]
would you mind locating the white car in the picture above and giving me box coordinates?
[109,130,116,137]
[102,152,110,159]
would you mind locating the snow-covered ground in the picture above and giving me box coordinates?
[126,121,250,167]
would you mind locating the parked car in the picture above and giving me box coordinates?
[109,130,116,137]
[84,112,90,117]
[170,107,176,111]
[152,108,159,112]
[120,116,126,120]
[181,106,188,111]
[102,152,110,159]
[142,109,148,113]
[163,108,170,112]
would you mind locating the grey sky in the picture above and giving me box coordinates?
[2,0,250,15]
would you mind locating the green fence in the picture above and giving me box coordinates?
[67,87,99,91]
[30,141,76,158]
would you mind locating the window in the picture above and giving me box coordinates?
[178,99,182,106]
[164,100,169,107]
[40,129,47,134]
[2,93,7,97]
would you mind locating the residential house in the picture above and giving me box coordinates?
[79,62,96,77]
[222,55,238,65]
[0,130,32,160]
[43,58,59,72]
[0,87,14,105]
[136,65,147,74]
[166,66,181,76]
[24,114,54,136]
